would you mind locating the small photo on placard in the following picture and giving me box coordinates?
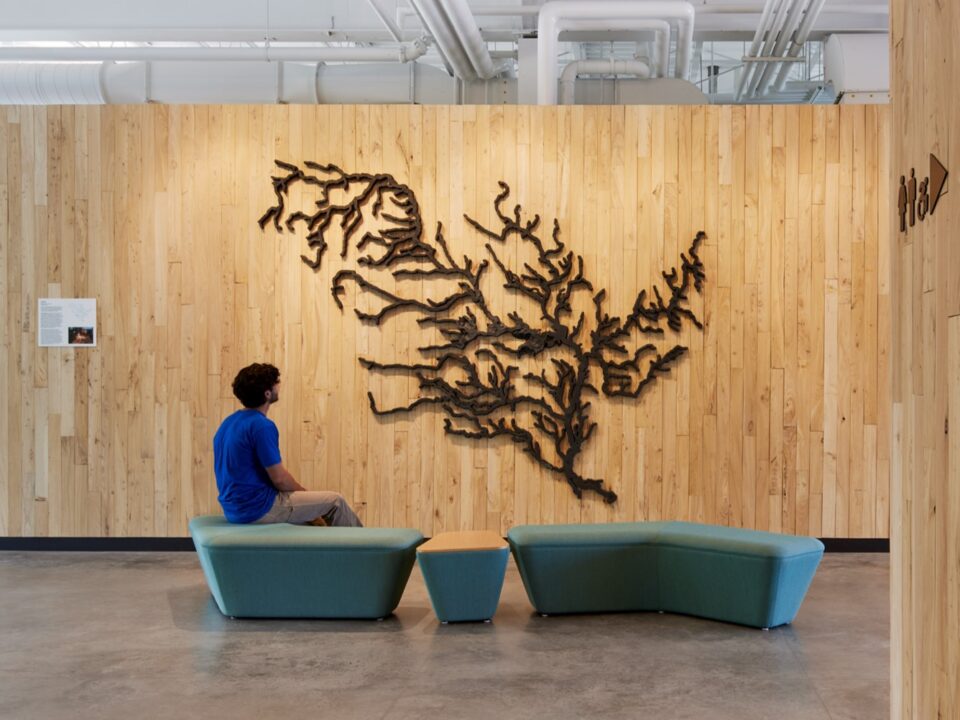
[68,327,95,345]
[38,299,97,347]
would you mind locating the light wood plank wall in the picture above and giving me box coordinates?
[0,105,889,538]
[890,0,960,714]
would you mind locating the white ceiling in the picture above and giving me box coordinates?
[0,0,889,104]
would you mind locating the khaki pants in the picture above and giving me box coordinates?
[254,491,363,527]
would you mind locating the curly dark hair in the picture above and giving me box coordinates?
[232,363,280,408]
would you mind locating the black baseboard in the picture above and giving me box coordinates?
[0,536,888,553]
[0,537,195,551]
[819,538,889,553]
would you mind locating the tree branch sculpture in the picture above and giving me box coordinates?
[260,160,707,503]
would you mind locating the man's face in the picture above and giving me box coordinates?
[267,380,280,405]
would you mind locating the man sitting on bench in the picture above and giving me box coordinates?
[213,362,362,527]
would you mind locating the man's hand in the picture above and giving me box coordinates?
[265,463,306,493]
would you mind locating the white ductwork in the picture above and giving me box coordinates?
[0,62,105,104]
[823,33,889,96]
[559,19,671,79]
[0,40,429,64]
[0,60,460,105]
[559,58,651,104]
[441,0,510,79]
[537,1,696,105]
[407,0,508,80]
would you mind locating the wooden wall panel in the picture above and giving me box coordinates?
[0,105,889,538]
[891,0,960,714]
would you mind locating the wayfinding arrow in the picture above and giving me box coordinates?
[930,153,948,215]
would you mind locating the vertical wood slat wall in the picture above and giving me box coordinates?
[890,0,960,714]
[0,105,889,539]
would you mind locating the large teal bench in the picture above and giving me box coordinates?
[190,516,423,619]
[508,521,824,629]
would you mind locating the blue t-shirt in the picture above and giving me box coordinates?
[213,409,282,523]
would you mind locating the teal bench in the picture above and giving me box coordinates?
[416,531,510,623]
[508,521,824,629]
[190,515,423,619]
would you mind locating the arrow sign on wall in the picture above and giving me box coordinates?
[930,153,948,215]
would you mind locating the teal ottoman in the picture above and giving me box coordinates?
[189,515,423,619]
[656,522,825,629]
[508,521,824,628]
[417,531,509,623]
[508,522,667,615]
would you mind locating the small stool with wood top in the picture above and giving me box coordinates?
[416,531,510,623]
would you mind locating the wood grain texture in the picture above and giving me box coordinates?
[417,530,507,553]
[890,0,960,714]
[0,105,889,538]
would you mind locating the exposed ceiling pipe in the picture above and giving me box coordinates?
[0,41,430,63]
[538,1,696,104]
[407,0,506,80]
[754,0,809,96]
[559,58,651,104]
[771,0,827,92]
[440,0,511,79]
[744,0,793,98]
[406,0,477,79]
[407,0,460,77]
[396,5,541,30]
[559,19,671,78]
[732,0,779,101]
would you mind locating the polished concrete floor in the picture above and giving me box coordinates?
[0,551,887,720]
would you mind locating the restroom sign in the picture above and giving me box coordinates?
[898,153,948,233]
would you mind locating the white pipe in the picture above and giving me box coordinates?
[439,0,509,79]
[0,29,440,43]
[733,0,779,101]
[772,0,827,92]
[559,58,651,104]
[755,0,809,96]
[745,0,792,98]
[0,41,429,63]
[537,1,696,104]
[397,5,541,29]
[407,0,478,79]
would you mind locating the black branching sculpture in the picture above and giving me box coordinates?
[259,160,707,503]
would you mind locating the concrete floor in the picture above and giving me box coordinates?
[0,551,888,720]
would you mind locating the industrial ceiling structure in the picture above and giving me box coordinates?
[0,0,888,105]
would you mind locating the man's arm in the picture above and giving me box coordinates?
[265,463,306,493]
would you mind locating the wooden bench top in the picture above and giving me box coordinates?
[418,530,508,553]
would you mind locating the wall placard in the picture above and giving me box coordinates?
[37,298,97,347]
